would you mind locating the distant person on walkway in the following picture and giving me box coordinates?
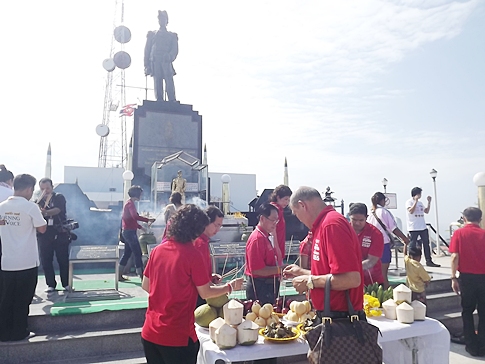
[36,178,72,292]
[119,186,155,281]
[269,185,292,258]
[367,192,409,289]
[404,246,430,304]
[450,207,485,357]
[349,203,384,287]
[406,187,440,267]
[245,203,284,305]
[0,174,46,341]
[141,204,243,364]
[194,206,224,307]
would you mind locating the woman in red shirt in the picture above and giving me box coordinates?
[119,186,155,280]
[142,204,243,364]
[269,185,292,259]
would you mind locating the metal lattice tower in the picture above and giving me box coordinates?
[97,0,129,169]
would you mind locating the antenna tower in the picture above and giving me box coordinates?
[97,0,131,169]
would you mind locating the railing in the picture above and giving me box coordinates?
[426,223,450,248]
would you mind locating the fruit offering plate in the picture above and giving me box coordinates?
[259,327,300,343]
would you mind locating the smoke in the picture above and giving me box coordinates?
[187,196,208,209]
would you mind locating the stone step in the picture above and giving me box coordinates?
[0,327,143,364]
[428,309,477,336]
[36,351,146,364]
[29,308,146,335]
[425,277,453,294]
[426,291,461,313]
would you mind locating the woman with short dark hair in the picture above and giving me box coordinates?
[141,204,242,364]
[269,185,292,258]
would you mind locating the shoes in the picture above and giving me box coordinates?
[119,275,129,282]
[466,345,480,357]
[44,287,55,293]
[23,332,36,341]
[63,286,70,291]
[426,261,441,267]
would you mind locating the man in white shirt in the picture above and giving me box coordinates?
[0,174,47,341]
[405,187,440,267]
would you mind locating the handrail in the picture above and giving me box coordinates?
[426,223,449,248]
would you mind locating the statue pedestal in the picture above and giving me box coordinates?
[132,100,202,193]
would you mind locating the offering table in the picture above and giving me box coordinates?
[196,317,450,364]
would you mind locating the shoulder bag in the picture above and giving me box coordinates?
[304,279,382,364]
[372,209,395,247]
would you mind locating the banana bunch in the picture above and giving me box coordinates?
[364,283,393,307]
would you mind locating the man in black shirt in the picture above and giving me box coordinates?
[36,178,70,292]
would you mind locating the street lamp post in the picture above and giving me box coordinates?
[430,169,440,256]
[382,178,388,193]
[473,172,485,229]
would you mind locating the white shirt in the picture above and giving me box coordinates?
[367,205,397,245]
[0,196,46,271]
[405,198,427,231]
[0,184,13,203]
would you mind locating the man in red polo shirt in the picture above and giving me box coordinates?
[450,207,485,357]
[245,203,284,305]
[194,206,224,307]
[283,186,364,316]
[349,203,384,287]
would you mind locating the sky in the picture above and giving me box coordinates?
[1,0,484,239]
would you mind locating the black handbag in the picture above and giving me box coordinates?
[304,279,382,364]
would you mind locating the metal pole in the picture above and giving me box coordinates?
[432,177,441,256]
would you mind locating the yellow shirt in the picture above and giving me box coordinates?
[404,255,431,293]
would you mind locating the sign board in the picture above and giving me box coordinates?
[384,193,397,209]
[210,242,246,256]
[157,181,171,192]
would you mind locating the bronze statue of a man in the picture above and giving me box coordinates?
[144,10,178,102]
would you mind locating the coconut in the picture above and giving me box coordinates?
[289,301,297,312]
[396,302,414,324]
[286,311,299,323]
[393,284,412,304]
[194,304,218,328]
[262,303,274,313]
[382,299,397,320]
[237,319,259,346]
[411,300,426,321]
[223,300,244,326]
[206,294,230,308]
[209,317,225,342]
[215,323,237,349]
[303,300,311,313]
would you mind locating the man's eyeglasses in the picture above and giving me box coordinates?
[265,216,279,224]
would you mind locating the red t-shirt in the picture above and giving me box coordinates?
[299,232,312,257]
[122,199,149,230]
[193,233,212,278]
[270,202,286,258]
[310,206,364,311]
[358,223,384,286]
[449,224,485,274]
[245,227,282,278]
[141,240,211,346]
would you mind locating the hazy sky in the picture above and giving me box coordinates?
[1,0,484,239]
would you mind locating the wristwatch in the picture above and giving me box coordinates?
[306,275,314,290]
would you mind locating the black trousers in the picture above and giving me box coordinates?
[409,229,432,262]
[38,230,70,288]
[0,266,38,341]
[460,273,485,350]
[246,276,280,305]
[142,337,200,364]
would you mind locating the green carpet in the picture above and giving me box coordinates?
[51,296,148,316]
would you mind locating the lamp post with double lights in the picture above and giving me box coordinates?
[382,178,388,193]
[430,169,441,256]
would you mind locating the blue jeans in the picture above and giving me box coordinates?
[120,230,143,268]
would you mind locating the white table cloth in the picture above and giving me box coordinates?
[196,317,450,364]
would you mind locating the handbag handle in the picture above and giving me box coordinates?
[371,210,394,243]
[322,275,358,320]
